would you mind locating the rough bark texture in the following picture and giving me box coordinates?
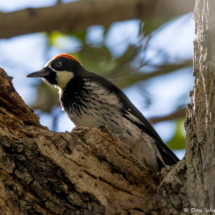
[187,0,215,211]
[0,68,178,215]
[0,0,195,39]
[0,1,215,214]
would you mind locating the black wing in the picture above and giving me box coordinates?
[121,95,180,165]
[123,105,180,165]
[81,70,180,165]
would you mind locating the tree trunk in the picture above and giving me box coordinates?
[0,1,215,214]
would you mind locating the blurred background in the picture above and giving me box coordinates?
[0,0,195,160]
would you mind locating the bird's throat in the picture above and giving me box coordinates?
[55,71,74,91]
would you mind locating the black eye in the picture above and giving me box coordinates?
[55,61,62,68]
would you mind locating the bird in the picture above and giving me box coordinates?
[27,54,179,171]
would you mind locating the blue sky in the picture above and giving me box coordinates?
[0,1,195,159]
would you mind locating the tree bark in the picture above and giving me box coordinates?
[0,0,195,39]
[186,0,215,211]
[0,1,215,214]
[0,68,172,215]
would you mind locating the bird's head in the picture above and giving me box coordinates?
[27,54,82,90]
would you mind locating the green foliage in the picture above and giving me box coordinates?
[49,31,65,47]
[140,19,165,36]
[78,46,114,75]
[166,119,186,150]
[70,29,87,43]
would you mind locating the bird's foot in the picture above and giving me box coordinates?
[99,125,131,153]
[99,125,113,134]
[115,134,132,153]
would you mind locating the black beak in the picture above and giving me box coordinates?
[27,68,51,78]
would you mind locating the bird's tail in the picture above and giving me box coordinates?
[155,140,180,166]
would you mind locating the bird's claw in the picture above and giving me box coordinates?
[99,125,112,134]
[99,125,131,153]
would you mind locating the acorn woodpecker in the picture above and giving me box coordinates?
[27,54,179,171]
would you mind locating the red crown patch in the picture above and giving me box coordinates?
[54,54,82,65]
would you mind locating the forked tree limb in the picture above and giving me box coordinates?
[0,0,195,39]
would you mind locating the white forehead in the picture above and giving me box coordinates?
[45,56,55,67]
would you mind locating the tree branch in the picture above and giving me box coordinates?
[114,60,193,89]
[149,109,186,124]
[0,0,195,39]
